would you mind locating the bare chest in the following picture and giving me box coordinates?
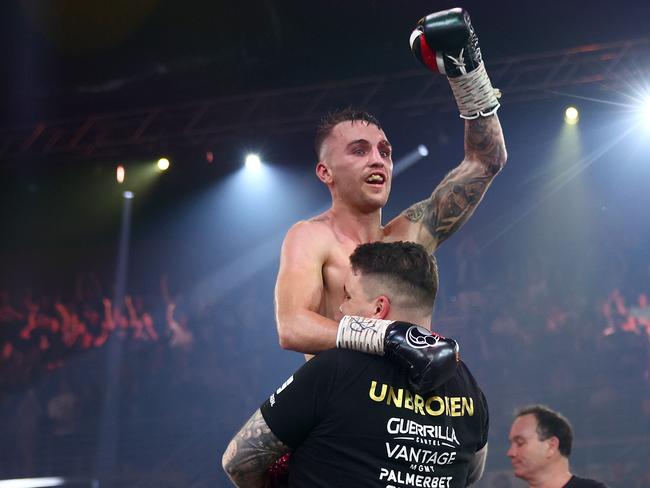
[320,241,359,321]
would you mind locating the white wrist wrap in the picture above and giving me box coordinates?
[448,62,501,119]
[336,315,393,356]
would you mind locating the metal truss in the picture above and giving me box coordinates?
[1,38,648,163]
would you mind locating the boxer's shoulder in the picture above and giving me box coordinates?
[291,215,337,239]
[308,212,340,234]
[382,214,426,245]
[283,218,336,253]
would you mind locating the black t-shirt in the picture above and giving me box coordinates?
[564,475,609,488]
[261,349,488,488]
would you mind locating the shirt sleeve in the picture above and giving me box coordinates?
[260,350,338,449]
[479,388,489,449]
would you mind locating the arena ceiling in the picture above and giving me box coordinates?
[0,0,648,165]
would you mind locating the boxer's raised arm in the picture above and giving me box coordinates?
[275,221,339,354]
[386,8,507,252]
[388,115,506,252]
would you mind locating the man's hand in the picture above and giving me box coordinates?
[410,8,500,119]
[338,316,460,393]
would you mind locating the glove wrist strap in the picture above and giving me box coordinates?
[448,62,501,119]
[336,315,392,355]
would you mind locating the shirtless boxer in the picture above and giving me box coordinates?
[275,8,507,389]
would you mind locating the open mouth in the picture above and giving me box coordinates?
[365,173,386,186]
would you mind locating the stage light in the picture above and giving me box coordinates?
[123,191,134,199]
[642,97,650,127]
[564,106,579,125]
[0,478,65,488]
[206,151,214,163]
[116,165,125,184]
[391,145,430,178]
[245,153,262,171]
[157,157,170,171]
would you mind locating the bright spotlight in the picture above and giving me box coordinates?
[245,153,262,171]
[417,144,429,157]
[123,191,134,199]
[642,98,650,127]
[116,165,125,184]
[0,477,66,488]
[157,157,170,171]
[564,106,579,125]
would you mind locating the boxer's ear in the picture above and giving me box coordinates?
[316,162,333,184]
[374,296,391,320]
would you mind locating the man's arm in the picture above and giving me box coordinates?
[387,115,506,253]
[222,351,336,486]
[275,220,339,353]
[388,8,507,252]
[467,442,488,485]
[222,409,290,488]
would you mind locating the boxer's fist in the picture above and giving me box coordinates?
[409,8,500,118]
[384,322,459,394]
[337,316,460,393]
[409,8,482,78]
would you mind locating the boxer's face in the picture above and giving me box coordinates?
[507,414,554,481]
[317,121,393,211]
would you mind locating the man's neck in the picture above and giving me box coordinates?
[387,314,432,331]
[327,203,383,243]
[527,461,572,488]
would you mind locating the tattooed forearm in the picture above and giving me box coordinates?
[464,116,507,174]
[404,172,491,245]
[222,409,290,488]
[403,116,506,249]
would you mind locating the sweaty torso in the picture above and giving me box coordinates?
[314,214,406,321]
[320,233,358,321]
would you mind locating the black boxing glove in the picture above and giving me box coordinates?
[384,322,459,393]
[409,8,500,119]
[337,316,459,393]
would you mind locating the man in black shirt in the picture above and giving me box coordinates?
[507,405,609,488]
[222,242,489,487]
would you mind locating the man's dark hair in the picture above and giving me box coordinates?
[349,241,438,312]
[516,405,573,457]
[314,108,382,159]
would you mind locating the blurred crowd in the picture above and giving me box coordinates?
[0,274,193,392]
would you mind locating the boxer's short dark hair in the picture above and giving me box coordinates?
[314,108,382,159]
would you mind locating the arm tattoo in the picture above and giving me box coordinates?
[222,409,290,488]
[403,116,506,248]
[465,116,507,172]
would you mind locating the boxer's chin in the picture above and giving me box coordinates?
[363,186,390,209]
[357,197,386,214]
